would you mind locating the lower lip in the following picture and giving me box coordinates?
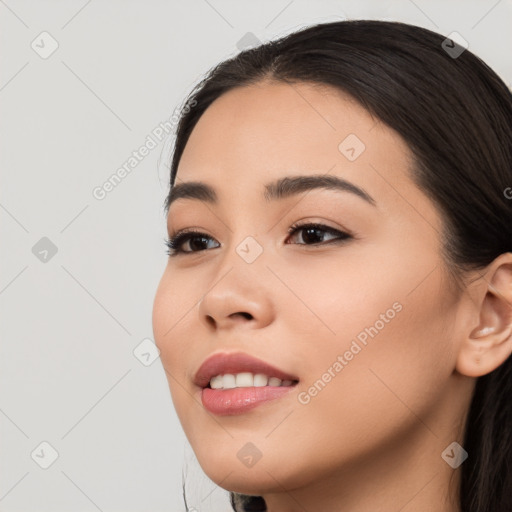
[201,385,297,415]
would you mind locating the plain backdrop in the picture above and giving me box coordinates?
[1,1,511,511]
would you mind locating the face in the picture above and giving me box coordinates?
[152,81,470,497]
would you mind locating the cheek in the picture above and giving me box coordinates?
[152,268,211,429]
[291,269,456,455]
[152,270,194,378]
[284,246,453,412]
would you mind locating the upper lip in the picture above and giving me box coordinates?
[194,352,299,388]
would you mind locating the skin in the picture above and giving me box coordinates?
[152,80,512,512]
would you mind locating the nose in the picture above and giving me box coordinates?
[197,255,275,333]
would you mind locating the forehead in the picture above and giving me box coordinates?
[179,81,385,173]
[173,81,422,217]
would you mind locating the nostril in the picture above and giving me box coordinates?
[231,312,252,320]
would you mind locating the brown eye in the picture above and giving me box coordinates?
[164,231,220,256]
[286,223,352,246]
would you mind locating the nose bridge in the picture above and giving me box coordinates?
[217,212,271,274]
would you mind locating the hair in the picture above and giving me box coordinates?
[166,19,512,512]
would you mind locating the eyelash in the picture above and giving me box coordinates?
[164,222,352,257]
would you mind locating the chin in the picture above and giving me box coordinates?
[194,445,310,496]
[204,468,285,496]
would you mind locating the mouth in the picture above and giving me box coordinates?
[194,351,299,388]
[194,352,300,415]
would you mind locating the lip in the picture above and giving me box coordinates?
[200,386,296,415]
[194,351,299,389]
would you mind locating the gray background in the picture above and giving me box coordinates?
[1,1,511,511]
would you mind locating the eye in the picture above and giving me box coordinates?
[286,222,352,246]
[164,222,352,257]
[164,229,220,256]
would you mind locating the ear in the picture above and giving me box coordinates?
[455,252,512,378]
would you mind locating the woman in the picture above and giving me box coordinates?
[152,19,512,512]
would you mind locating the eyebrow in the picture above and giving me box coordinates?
[165,174,376,214]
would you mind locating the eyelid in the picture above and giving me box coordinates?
[167,225,214,241]
[288,217,351,234]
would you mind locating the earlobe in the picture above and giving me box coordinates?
[455,253,512,378]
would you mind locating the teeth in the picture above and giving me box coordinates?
[210,375,224,389]
[223,374,236,389]
[235,372,253,387]
[209,372,296,389]
[267,377,281,386]
[253,374,268,387]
